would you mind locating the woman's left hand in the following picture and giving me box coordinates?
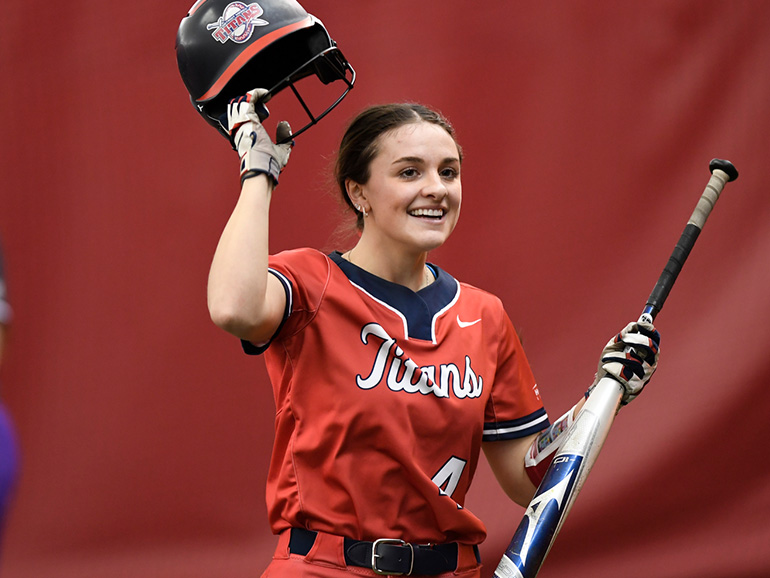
[593,321,661,405]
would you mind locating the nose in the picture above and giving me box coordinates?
[421,170,448,199]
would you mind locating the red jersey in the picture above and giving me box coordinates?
[243,248,548,545]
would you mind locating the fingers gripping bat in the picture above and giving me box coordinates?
[493,159,739,578]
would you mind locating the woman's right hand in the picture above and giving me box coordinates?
[226,88,293,186]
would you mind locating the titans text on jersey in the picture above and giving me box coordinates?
[356,321,484,399]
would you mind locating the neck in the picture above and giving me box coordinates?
[345,241,432,292]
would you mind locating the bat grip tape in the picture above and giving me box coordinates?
[644,223,701,317]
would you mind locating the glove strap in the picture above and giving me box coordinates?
[239,147,282,186]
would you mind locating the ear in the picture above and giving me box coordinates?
[345,179,367,207]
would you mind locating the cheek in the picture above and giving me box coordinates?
[452,186,462,210]
[450,190,462,226]
[451,206,461,229]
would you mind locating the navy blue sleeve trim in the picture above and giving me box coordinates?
[482,408,550,442]
[241,268,293,356]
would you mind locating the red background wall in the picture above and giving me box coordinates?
[1,1,768,577]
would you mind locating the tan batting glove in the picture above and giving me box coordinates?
[226,88,293,186]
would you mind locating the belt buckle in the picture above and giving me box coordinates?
[371,538,413,576]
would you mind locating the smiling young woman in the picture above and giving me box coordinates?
[341,111,463,291]
[206,95,661,578]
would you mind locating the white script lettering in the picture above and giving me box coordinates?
[356,323,483,400]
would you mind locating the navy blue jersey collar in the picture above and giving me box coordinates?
[330,251,459,341]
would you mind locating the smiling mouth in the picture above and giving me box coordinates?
[409,208,445,219]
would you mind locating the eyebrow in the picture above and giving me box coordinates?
[392,156,460,165]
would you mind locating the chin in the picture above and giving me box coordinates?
[415,233,451,253]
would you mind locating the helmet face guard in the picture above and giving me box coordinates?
[176,0,355,141]
[254,46,355,143]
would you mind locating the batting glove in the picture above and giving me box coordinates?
[226,88,293,186]
[592,321,661,405]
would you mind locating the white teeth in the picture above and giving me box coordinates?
[410,208,444,217]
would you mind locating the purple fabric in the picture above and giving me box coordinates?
[0,403,19,530]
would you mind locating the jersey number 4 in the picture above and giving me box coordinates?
[431,456,467,505]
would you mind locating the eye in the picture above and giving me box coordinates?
[399,167,419,179]
[441,167,460,180]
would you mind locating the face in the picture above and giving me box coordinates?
[348,121,462,258]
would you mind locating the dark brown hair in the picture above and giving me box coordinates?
[334,103,462,230]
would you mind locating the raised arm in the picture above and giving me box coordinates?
[206,89,292,345]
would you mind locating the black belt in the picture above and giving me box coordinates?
[289,528,479,576]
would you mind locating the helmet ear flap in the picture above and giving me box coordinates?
[176,0,355,141]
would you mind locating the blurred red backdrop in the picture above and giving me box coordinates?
[0,1,768,577]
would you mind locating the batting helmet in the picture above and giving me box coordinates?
[176,0,355,141]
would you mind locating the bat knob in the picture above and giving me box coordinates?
[709,158,739,182]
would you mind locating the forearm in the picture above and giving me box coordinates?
[207,174,275,339]
[483,392,589,508]
[483,435,539,507]
[523,395,587,487]
[571,395,586,419]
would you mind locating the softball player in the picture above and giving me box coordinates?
[206,93,661,578]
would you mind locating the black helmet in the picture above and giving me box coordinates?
[176,0,355,141]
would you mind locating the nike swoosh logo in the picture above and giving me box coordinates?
[457,315,481,328]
